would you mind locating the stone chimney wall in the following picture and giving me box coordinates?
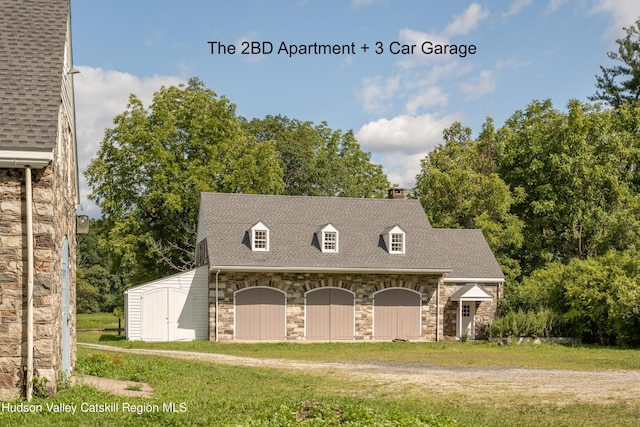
[387,188,405,199]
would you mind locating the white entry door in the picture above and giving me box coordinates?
[460,302,476,339]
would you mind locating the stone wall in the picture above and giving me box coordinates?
[0,112,77,399]
[208,271,499,342]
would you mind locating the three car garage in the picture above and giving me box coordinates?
[230,286,422,341]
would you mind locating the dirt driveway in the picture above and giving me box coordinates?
[78,343,640,405]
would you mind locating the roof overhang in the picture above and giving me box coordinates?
[209,265,453,275]
[450,283,495,301]
[443,277,505,284]
[0,150,53,169]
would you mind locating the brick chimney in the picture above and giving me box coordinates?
[387,188,405,199]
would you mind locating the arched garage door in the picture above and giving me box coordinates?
[374,288,421,340]
[306,288,355,340]
[235,287,286,340]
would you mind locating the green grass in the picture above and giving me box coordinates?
[76,312,122,330]
[57,313,640,426]
[3,346,638,427]
[79,330,640,372]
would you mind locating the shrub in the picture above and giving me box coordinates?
[490,309,564,338]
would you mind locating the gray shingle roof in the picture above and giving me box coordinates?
[198,192,504,280]
[0,0,69,151]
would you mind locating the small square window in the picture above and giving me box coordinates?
[390,233,404,253]
[253,230,267,249]
[323,231,337,251]
[462,304,471,318]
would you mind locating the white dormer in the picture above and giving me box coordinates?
[250,221,270,251]
[383,225,405,254]
[318,224,339,253]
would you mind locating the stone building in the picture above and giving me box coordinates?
[0,0,78,399]
[195,190,504,342]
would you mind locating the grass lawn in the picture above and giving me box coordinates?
[19,313,631,426]
[4,345,639,427]
[77,312,123,330]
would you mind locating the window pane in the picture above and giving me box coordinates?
[391,233,403,252]
[324,231,336,251]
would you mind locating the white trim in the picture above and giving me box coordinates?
[250,221,270,251]
[0,150,52,169]
[383,225,406,254]
[443,277,504,283]
[210,265,452,274]
[304,287,356,340]
[233,286,287,340]
[319,224,339,253]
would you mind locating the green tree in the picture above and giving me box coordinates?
[590,18,640,108]
[241,115,390,197]
[85,78,285,285]
[512,251,640,346]
[497,99,640,273]
[77,218,125,313]
[413,120,524,280]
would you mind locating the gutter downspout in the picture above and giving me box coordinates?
[25,166,34,401]
[436,279,440,342]
[215,269,220,342]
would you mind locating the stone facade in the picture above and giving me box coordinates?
[208,271,499,342]
[0,110,77,400]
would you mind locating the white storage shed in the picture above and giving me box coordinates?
[125,266,209,341]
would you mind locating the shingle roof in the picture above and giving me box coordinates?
[198,192,504,280]
[0,0,69,151]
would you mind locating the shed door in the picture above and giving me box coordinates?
[141,288,167,341]
[235,288,286,340]
[306,288,354,340]
[167,289,193,341]
[374,288,421,340]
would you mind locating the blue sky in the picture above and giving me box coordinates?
[71,0,640,216]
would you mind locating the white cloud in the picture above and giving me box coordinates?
[74,66,184,217]
[545,0,567,14]
[444,3,490,37]
[378,151,427,189]
[405,87,449,114]
[355,113,461,155]
[503,0,533,17]
[591,0,640,39]
[357,75,400,114]
[459,70,496,100]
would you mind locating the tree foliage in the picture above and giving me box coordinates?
[76,219,124,313]
[414,98,640,345]
[86,80,390,286]
[497,99,640,273]
[85,78,285,284]
[413,119,524,280]
[241,115,390,197]
[590,18,640,108]
[509,251,640,346]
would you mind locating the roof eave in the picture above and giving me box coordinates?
[443,277,505,283]
[209,265,453,275]
[0,150,53,169]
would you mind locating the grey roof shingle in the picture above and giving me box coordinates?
[199,192,504,280]
[0,0,69,151]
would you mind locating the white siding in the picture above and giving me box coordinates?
[125,266,209,341]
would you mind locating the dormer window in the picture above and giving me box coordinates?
[383,225,405,254]
[318,224,339,253]
[250,222,270,251]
